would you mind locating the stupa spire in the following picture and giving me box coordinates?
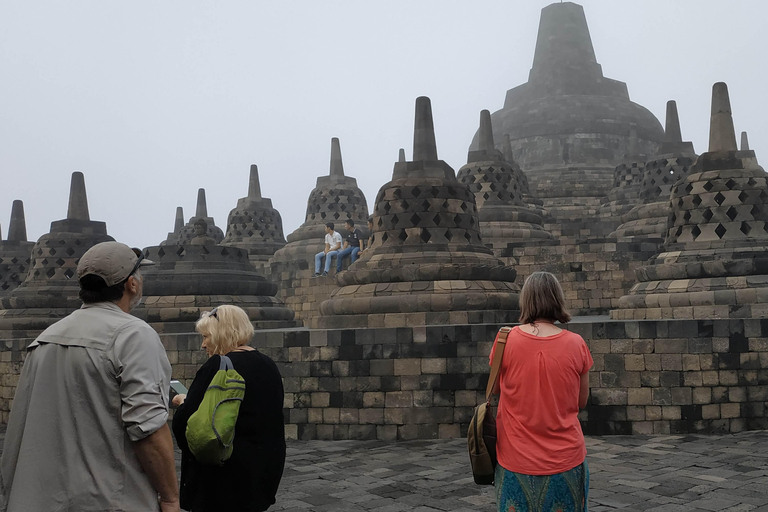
[398,148,406,162]
[174,207,184,233]
[329,138,345,177]
[741,131,750,151]
[478,110,495,151]
[248,164,262,199]
[502,134,514,162]
[413,96,438,161]
[708,82,738,152]
[195,188,208,218]
[627,129,639,159]
[66,172,90,221]
[664,101,683,143]
[8,200,27,242]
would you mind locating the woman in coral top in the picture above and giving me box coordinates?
[490,272,592,511]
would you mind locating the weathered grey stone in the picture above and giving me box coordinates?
[741,131,750,151]
[174,189,224,245]
[709,82,738,152]
[269,137,369,325]
[0,201,34,295]
[457,109,552,253]
[221,164,286,264]
[0,172,114,329]
[613,82,768,320]
[318,97,520,328]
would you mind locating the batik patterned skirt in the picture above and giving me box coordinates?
[494,459,589,512]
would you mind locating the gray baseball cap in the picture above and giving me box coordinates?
[77,241,154,287]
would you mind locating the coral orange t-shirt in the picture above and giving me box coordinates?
[489,326,593,475]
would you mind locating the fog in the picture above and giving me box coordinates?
[1,1,765,248]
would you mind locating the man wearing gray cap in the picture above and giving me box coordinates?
[0,242,180,512]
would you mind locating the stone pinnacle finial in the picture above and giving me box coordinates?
[398,148,406,162]
[664,101,683,144]
[502,134,514,162]
[709,82,738,152]
[196,188,208,218]
[741,131,750,151]
[329,138,345,178]
[478,110,495,151]
[174,207,184,233]
[413,96,438,161]
[66,171,90,221]
[8,200,27,242]
[627,129,639,158]
[248,164,262,199]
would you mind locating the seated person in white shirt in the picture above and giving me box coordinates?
[313,222,343,277]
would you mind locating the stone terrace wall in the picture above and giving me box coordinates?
[502,238,660,315]
[1,319,767,436]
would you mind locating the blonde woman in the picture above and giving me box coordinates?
[172,305,285,512]
[490,272,592,511]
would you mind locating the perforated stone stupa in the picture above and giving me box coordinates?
[221,164,286,267]
[598,130,648,218]
[133,243,296,329]
[457,109,552,253]
[269,137,369,324]
[611,101,698,240]
[0,172,114,330]
[0,201,34,295]
[318,97,520,328]
[613,83,768,320]
[175,189,224,245]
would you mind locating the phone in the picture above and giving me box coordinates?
[170,380,188,397]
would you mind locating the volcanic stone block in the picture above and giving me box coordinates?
[613,83,768,320]
[0,172,114,330]
[318,97,520,328]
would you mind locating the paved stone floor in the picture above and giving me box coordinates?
[3,429,768,510]
[267,431,768,512]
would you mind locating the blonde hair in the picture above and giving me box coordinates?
[195,305,255,355]
[518,271,571,324]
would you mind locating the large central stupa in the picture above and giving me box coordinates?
[472,2,664,202]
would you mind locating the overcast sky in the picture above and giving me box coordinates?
[1,1,765,249]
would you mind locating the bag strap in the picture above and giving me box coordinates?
[485,326,512,403]
[219,355,234,371]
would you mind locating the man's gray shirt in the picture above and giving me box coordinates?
[0,302,172,512]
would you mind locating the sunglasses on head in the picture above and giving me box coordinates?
[206,307,219,320]
[128,248,144,278]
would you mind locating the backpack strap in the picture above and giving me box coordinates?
[485,326,512,403]
[219,355,234,371]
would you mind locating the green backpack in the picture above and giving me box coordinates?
[186,355,246,465]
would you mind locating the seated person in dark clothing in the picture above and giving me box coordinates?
[358,218,374,259]
[171,305,286,512]
[336,219,364,272]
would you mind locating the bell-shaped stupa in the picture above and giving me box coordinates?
[472,2,663,203]
[135,199,295,328]
[0,172,115,330]
[269,137,369,324]
[221,165,286,266]
[599,130,648,218]
[318,97,520,328]
[0,201,35,295]
[611,101,698,240]
[175,189,224,245]
[457,109,552,253]
[613,83,768,320]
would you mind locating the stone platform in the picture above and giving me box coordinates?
[6,428,766,511]
[2,317,767,434]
